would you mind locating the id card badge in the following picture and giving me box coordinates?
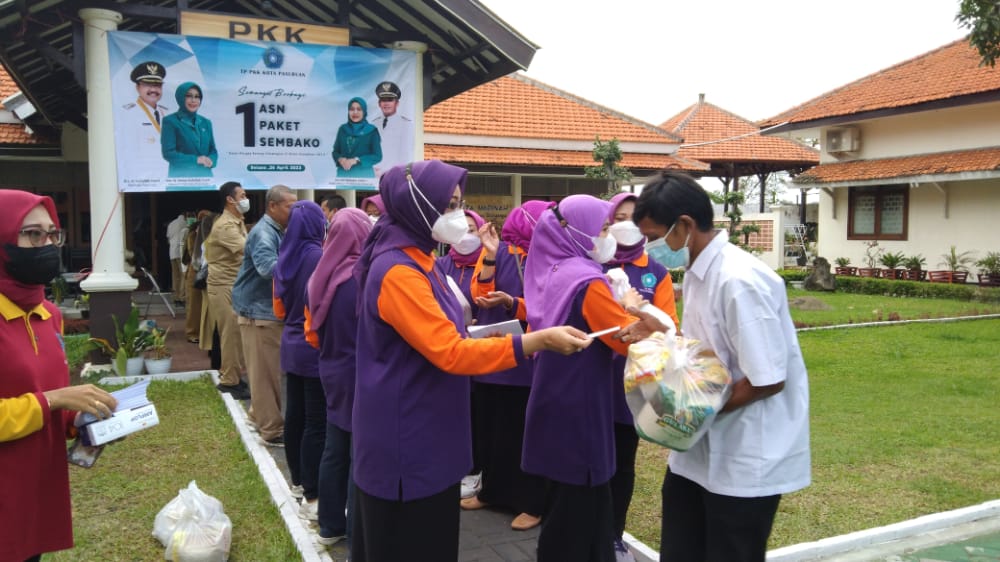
[67,437,104,468]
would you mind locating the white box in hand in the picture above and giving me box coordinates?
[82,403,159,446]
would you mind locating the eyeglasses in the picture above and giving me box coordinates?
[18,227,65,247]
[447,200,467,211]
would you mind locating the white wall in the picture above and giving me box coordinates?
[817,178,1000,271]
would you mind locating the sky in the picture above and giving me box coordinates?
[482,0,971,126]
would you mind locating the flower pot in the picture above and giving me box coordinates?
[113,356,145,377]
[834,266,857,276]
[144,356,173,375]
[857,268,880,278]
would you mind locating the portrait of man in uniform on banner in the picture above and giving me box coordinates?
[121,61,169,181]
[369,80,415,178]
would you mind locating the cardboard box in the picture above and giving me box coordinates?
[82,403,159,446]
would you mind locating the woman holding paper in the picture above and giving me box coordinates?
[521,194,650,562]
[459,201,555,531]
[351,160,593,562]
[0,190,117,562]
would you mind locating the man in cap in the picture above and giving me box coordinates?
[120,61,169,179]
[369,80,414,177]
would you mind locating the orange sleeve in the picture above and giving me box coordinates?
[469,251,494,298]
[581,280,637,357]
[303,305,319,349]
[378,264,523,375]
[652,276,680,330]
[272,280,287,320]
[513,297,527,322]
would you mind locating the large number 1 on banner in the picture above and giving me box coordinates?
[235,102,255,147]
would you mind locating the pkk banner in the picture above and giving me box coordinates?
[108,31,417,192]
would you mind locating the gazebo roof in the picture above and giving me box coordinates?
[660,94,818,178]
[0,0,538,133]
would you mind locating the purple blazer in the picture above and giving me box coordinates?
[279,251,320,378]
[352,248,472,501]
[317,276,359,432]
[475,241,533,387]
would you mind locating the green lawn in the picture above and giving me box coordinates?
[628,318,1000,551]
[47,377,298,561]
[784,288,1000,327]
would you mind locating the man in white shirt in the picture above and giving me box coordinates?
[121,61,169,181]
[631,171,811,562]
[166,213,188,305]
[369,81,414,177]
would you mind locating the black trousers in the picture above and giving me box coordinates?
[352,483,461,562]
[610,422,639,538]
[660,468,781,562]
[537,480,614,562]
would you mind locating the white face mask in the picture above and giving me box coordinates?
[589,235,617,264]
[368,214,379,225]
[407,174,468,245]
[236,198,250,214]
[452,232,482,255]
[608,221,644,246]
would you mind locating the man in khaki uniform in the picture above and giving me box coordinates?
[205,181,250,399]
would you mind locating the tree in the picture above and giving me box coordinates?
[738,172,788,211]
[957,0,1000,67]
[584,136,632,199]
[708,188,761,252]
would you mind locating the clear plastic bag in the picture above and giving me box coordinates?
[153,481,232,562]
[623,332,732,451]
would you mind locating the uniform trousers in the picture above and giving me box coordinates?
[284,373,326,499]
[352,483,461,562]
[610,421,640,538]
[660,468,781,562]
[206,284,244,386]
[238,317,283,441]
[184,279,203,341]
[537,480,614,562]
[170,258,186,301]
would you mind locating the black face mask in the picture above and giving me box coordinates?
[4,244,61,285]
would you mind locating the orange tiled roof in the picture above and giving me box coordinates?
[0,65,19,102]
[0,64,54,146]
[794,147,1000,185]
[761,38,1000,127]
[426,144,709,171]
[661,96,818,165]
[425,73,682,143]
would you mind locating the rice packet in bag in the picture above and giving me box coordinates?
[623,332,732,451]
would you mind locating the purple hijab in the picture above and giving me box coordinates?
[307,208,372,331]
[360,194,386,216]
[355,160,469,288]
[447,209,486,267]
[608,192,644,265]
[274,200,327,303]
[524,194,611,330]
[501,200,554,253]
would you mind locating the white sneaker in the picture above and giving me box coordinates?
[460,472,482,499]
[316,533,346,546]
[290,484,304,499]
[298,499,319,521]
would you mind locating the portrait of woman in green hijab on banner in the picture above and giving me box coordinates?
[332,96,382,179]
[161,81,218,178]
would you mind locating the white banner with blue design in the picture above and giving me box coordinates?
[108,31,417,192]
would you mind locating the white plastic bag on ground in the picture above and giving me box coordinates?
[153,480,232,562]
[623,332,732,451]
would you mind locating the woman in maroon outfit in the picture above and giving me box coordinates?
[0,190,116,561]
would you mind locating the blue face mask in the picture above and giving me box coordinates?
[645,222,690,269]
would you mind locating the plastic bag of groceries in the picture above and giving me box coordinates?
[623,332,732,451]
[153,480,232,562]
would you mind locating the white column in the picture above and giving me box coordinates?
[512,174,523,207]
[341,190,357,208]
[392,41,427,162]
[79,8,137,293]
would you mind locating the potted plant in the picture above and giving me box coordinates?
[858,240,882,278]
[144,327,172,374]
[930,245,974,283]
[89,306,153,376]
[834,257,856,276]
[975,251,1000,287]
[878,251,906,280]
[902,254,926,281]
[50,274,68,306]
[72,293,90,319]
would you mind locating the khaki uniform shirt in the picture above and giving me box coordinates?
[205,211,246,287]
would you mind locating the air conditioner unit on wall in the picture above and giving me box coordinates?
[825,126,860,153]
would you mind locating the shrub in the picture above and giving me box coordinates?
[834,276,1000,303]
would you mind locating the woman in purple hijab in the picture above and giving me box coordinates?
[604,192,679,559]
[306,207,372,548]
[273,200,327,522]
[360,194,385,222]
[458,200,554,531]
[521,194,648,562]
[351,160,593,562]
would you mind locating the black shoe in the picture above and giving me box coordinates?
[260,435,284,447]
[216,383,251,400]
